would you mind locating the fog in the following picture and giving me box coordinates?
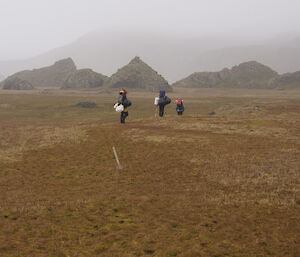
[1,0,300,60]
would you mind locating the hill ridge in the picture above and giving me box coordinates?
[173,61,278,89]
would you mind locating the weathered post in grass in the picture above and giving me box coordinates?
[112,146,122,170]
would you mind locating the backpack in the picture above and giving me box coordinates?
[158,96,171,106]
[176,99,184,111]
[123,98,131,108]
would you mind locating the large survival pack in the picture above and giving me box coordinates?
[158,96,171,106]
[118,95,131,108]
[123,98,132,108]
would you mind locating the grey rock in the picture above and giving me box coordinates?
[2,58,76,88]
[108,56,172,92]
[62,69,108,89]
[268,71,300,89]
[2,77,34,90]
[173,61,278,89]
[75,102,97,108]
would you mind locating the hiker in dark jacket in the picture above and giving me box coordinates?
[158,90,171,117]
[114,88,131,124]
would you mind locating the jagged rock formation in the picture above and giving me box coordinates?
[2,77,34,90]
[268,71,300,89]
[62,69,108,89]
[108,57,172,92]
[3,58,77,87]
[173,61,278,89]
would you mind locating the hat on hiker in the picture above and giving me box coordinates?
[159,90,165,97]
[119,88,127,96]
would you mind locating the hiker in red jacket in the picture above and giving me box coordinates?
[176,98,185,115]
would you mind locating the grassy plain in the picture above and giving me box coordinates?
[0,88,299,256]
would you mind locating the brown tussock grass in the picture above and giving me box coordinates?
[0,125,88,163]
[0,89,299,256]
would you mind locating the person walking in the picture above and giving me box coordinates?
[114,88,131,124]
[157,90,171,117]
[176,98,185,115]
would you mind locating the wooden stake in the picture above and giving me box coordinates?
[112,146,122,170]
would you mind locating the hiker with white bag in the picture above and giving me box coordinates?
[114,88,131,124]
[154,90,171,117]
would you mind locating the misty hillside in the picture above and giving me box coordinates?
[189,45,300,75]
[1,58,110,90]
[0,30,300,82]
[2,77,34,90]
[1,56,172,92]
[4,58,76,88]
[107,56,172,92]
[0,73,4,82]
[268,71,300,89]
[173,61,279,89]
[62,69,109,89]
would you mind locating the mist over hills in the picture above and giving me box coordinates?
[173,61,278,89]
[6,58,77,88]
[0,30,300,82]
[1,56,172,92]
[189,45,300,75]
[108,56,172,92]
[173,60,300,90]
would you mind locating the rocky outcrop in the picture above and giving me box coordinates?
[2,77,34,90]
[173,61,278,89]
[3,58,77,87]
[108,56,172,92]
[268,71,300,89]
[230,61,278,88]
[62,69,108,89]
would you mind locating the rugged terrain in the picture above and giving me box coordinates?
[0,88,299,256]
[62,69,109,89]
[2,77,34,90]
[2,58,77,88]
[173,61,278,89]
[268,71,300,89]
[0,30,300,82]
[108,57,172,92]
[1,56,171,92]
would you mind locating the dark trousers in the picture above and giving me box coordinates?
[120,111,128,123]
[177,111,183,115]
[159,105,165,117]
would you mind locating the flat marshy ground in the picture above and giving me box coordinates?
[0,88,299,257]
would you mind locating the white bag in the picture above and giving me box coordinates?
[154,97,159,105]
[115,104,124,112]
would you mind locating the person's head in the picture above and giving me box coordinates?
[176,98,183,105]
[159,90,165,97]
[119,88,127,97]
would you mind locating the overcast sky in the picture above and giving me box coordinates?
[0,0,300,60]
